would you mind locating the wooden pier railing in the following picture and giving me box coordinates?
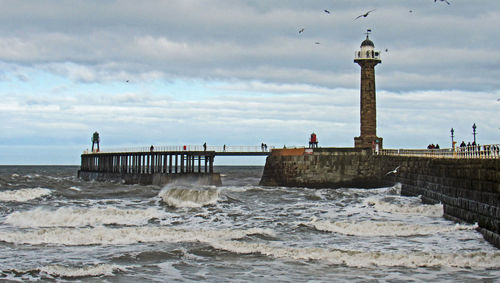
[80,151,215,174]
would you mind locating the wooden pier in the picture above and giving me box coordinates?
[80,151,215,174]
[78,150,219,186]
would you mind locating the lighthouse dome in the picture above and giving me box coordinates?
[361,37,374,48]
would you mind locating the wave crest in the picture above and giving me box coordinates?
[208,240,500,268]
[5,207,167,228]
[310,220,478,237]
[159,186,220,208]
[0,187,51,202]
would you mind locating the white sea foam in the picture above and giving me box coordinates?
[159,186,220,208]
[5,206,167,228]
[68,186,81,191]
[208,240,500,268]
[39,263,126,278]
[0,226,275,246]
[310,220,478,237]
[0,187,51,202]
[364,197,444,217]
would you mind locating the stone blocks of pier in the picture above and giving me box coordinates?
[259,147,393,188]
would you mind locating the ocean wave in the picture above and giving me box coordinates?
[5,206,167,228]
[309,220,478,237]
[3,264,125,279]
[158,186,220,208]
[0,226,275,246]
[364,197,443,217]
[39,263,126,278]
[208,240,500,268]
[0,187,51,202]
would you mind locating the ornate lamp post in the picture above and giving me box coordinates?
[450,128,455,149]
[472,123,477,144]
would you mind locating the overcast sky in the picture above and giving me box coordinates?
[0,0,499,165]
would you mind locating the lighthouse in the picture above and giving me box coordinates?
[354,31,383,150]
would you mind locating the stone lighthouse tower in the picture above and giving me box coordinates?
[354,31,383,150]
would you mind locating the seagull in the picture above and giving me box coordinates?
[385,166,400,175]
[315,42,321,44]
[354,9,376,20]
[435,0,451,4]
[298,28,304,34]
[125,80,129,83]
[324,9,330,14]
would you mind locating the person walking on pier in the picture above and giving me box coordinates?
[150,145,154,152]
[203,142,207,151]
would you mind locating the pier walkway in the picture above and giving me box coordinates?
[80,145,274,177]
[378,144,500,159]
[85,145,274,156]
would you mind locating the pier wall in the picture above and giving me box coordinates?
[259,148,500,248]
[259,148,394,188]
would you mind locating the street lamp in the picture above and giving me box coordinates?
[450,128,455,149]
[472,123,477,144]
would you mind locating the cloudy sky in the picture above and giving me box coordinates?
[0,0,499,165]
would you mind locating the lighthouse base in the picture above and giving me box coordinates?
[354,135,383,151]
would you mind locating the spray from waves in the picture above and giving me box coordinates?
[0,187,51,202]
[5,207,167,228]
[364,197,443,217]
[158,186,220,208]
[68,186,81,191]
[0,226,275,246]
[208,240,500,269]
[309,220,478,237]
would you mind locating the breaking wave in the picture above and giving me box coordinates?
[208,240,500,268]
[5,206,167,228]
[0,188,51,202]
[309,220,478,237]
[3,264,125,279]
[0,227,275,246]
[159,186,220,208]
[40,263,125,278]
[364,197,444,217]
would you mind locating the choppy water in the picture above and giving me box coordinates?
[0,165,498,282]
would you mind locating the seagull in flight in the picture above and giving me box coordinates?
[435,0,451,4]
[315,42,321,45]
[354,9,376,20]
[298,28,304,34]
[324,9,330,14]
[385,166,400,176]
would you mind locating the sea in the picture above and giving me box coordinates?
[0,165,498,282]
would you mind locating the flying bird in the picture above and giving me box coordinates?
[385,166,400,176]
[354,9,376,20]
[324,9,330,14]
[435,0,451,4]
[315,42,321,45]
[298,28,304,34]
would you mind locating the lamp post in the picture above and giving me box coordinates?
[472,123,477,144]
[450,128,455,149]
